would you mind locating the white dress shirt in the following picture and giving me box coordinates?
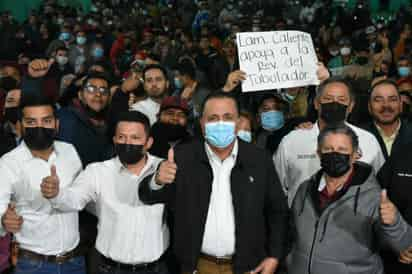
[0,141,82,255]
[274,122,385,207]
[130,98,160,125]
[201,141,238,257]
[51,155,169,264]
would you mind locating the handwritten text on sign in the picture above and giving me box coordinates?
[237,31,319,92]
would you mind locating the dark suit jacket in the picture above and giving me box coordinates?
[140,140,288,274]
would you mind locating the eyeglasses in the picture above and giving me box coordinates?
[84,84,110,96]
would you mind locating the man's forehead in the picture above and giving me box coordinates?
[323,83,349,97]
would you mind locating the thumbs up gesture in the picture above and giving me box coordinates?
[28,58,54,78]
[41,165,60,199]
[1,203,23,233]
[155,148,177,185]
[380,189,397,225]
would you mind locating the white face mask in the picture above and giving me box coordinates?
[329,49,339,56]
[340,47,351,56]
[56,56,68,65]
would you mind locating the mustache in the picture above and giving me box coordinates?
[379,107,395,113]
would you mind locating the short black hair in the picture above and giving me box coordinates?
[82,72,110,89]
[176,60,196,80]
[115,111,151,137]
[142,64,168,82]
[200,92,240,117]
[55,46,68,53]
[19,94,56,120]
[317,77,355,102]
[369,79,399,99]
[317,124,359,153]
[257,93,288,113]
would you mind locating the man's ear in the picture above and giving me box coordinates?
[347,100,355,114]
[146,136,154,150]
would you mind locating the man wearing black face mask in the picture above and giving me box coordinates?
[42,111,169,274]
[150,96,191,159]
[288,124,412,274]
[0,94,85,274]
[275,77,385,207]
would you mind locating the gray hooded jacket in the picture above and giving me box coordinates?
[288,162,412,274]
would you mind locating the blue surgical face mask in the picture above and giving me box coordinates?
[398,66,410,77]
[93,47,104,58]
[205,121,236,148]
[76,36,87,45]
[260,110,284,131]
[237,130,252,143]
[59,32,71,41]
[174,78,183,89]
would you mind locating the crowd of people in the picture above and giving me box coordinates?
[1,0,412,274]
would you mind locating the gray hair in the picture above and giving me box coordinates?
[316,77,355,103]
[317,124,359,152]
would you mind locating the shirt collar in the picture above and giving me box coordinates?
[20,141,58,162]
[375,120,401,139]
[114,153,158,177]
[204,139,238,163]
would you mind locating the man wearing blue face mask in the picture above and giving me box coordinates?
[256,94,296,154]
[140,92,288,274]
[397,56,411,80]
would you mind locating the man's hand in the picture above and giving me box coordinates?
[181,81,198,100]
[380,189,397,225]
[251,257,279,274]
[28,59,54,78]
[317,62,330,83]
[40,165,60,199]
[222,70,246,92]
[1,203,23,233]
[121,72,142,93]
[155,148,177,185]
[399,247,412,264]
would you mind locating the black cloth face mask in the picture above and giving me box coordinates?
[320,102,348,124]
[23,127,56,150]
[320,151,351,178]
[115,143,145,165]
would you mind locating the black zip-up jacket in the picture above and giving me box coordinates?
[139,140,288,274]
[378,142,412,274]
[361,119,412,160]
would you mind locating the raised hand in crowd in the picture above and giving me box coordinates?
[1,203,23,233]
[155,148,177,185]
[28,58,54,78]
[222,70,247,92]
[40,165,60,199]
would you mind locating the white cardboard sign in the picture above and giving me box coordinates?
[236,31,320,92]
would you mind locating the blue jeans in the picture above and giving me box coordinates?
[13,256,86,274]
[97,260,169,274]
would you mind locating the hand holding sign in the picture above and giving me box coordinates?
[237,31,319,92]
[222,70,247,92]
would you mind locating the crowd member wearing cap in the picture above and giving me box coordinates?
[275,77,385,207]
[150,96,191,160]
[42,111,169,274]
[130,64,170,126]
[362,80,412,160]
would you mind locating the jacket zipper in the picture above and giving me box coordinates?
[307,220,319,274]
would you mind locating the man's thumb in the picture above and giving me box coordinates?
[50,165,57,177]
[381,189,389,203]
[7,203,16,212]
[168,147,175,163]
